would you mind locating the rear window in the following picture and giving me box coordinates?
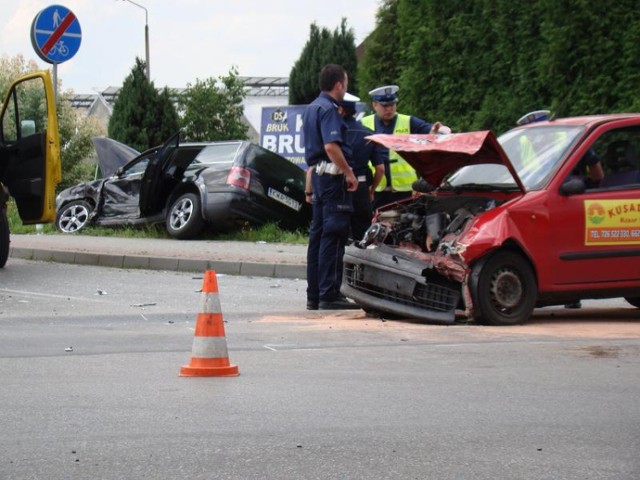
[194,143,241,165]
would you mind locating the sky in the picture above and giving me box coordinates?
[1,0,380,94]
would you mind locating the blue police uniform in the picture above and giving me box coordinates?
[303,92,354,308]
[343,116,385,241]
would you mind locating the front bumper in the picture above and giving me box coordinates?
[340,244,461,323]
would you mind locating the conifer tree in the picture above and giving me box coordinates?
[289,19,358,105]
[108,58,178,151]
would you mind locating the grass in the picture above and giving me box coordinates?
[6,199,309,244]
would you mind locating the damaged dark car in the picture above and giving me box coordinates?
[341,116,640,325]
[56,133,311,239]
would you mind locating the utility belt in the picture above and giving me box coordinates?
[316,160,343,176]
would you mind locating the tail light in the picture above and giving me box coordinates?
[227,166,251,190]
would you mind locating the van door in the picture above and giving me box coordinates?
[0,71,61,223]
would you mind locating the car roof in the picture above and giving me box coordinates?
[516,113,640,129]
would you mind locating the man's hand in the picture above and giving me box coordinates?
[344,170,358,192]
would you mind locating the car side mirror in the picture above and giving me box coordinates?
[115,167,124,177]
[560,177,586,196]
[20,120,36,137]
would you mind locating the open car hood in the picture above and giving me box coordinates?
[91,137,140,178]
[368,131,525,192]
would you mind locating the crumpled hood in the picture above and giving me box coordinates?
[367,131,525,192]
[91,137,140,178]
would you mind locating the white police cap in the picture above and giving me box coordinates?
[369,85,399,105]
[516,110,551,126]
[340,92,360,109]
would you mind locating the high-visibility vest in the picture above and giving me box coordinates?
[362,114,416,192]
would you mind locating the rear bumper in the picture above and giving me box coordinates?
[340,244,461,324]
[203,189,307,230]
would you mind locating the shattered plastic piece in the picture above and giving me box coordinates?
[131,303,157,307]
[97,289,108,295]
[65,347,73,352]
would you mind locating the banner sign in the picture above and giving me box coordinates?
[260,104,368,170]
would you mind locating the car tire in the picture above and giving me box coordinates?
[0,208,9,268]
[473,251,537,326]
[624,297,640,308]
[166,192,204,239]
[56,200,92,233]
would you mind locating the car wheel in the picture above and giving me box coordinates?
[166,192,204,239]
[56,200,92,233]
[0,208,9,268]
[473,251,536,326]
[624,297,640,308]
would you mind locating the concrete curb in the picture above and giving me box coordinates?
[9,246,307,279]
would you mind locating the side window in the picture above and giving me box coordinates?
[1,76,48,144]
[586,127,640,190]
[122,155,151,177]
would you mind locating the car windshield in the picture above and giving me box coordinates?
[444,125,585,191]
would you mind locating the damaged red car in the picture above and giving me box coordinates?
[340,114,640,325]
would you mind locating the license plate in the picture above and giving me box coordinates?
[268,188,302,211]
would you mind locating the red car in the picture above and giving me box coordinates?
[340,114,640,325]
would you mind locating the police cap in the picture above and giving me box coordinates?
[369,85,399,105]
[340,92,360,110]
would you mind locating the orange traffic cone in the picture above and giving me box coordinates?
[180,270,239,377]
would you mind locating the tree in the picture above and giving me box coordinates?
[357,0,400,102]
[180,67,248,142]
[356,1,640,135]
[289,19,358,105]
[108,57,179,151]
[0,54,104,190]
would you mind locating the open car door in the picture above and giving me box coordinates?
[0,70,61,267]
[139,131,179,216]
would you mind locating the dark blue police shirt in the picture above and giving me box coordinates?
[302,92,351,167]
[344,116,385,176]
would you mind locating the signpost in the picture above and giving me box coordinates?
[31,4,82,101]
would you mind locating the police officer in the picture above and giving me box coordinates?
[338,92,385,242]
[361,85,442,208]
[303,64,359,311]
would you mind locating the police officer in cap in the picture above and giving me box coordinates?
[338,92,385,243]
[302,64,359,311]
[361,85,443,208]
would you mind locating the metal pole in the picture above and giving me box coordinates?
[53,62,58,104]
[121,0,150,81]
[144,22,150,81]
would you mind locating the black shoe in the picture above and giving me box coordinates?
[564,300,582,309]
[306,300,319,310]
[318,298,360,310]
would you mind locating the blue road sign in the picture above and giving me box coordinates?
[31,5,82,64]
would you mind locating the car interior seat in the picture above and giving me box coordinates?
[600,140,640,188]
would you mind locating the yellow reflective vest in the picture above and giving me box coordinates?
[362,114,416,192]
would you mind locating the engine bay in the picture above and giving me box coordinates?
[361,195,500,253]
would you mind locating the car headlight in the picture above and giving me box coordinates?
[360,223,388,247]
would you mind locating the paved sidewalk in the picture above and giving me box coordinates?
[9,234,308,279]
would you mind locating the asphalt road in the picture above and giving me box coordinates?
[1,259,639,479]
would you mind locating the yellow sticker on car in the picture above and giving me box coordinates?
[584,200,640,245]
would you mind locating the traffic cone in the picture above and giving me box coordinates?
[180,270,239,377]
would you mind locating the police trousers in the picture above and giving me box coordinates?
[307,172,353,303]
